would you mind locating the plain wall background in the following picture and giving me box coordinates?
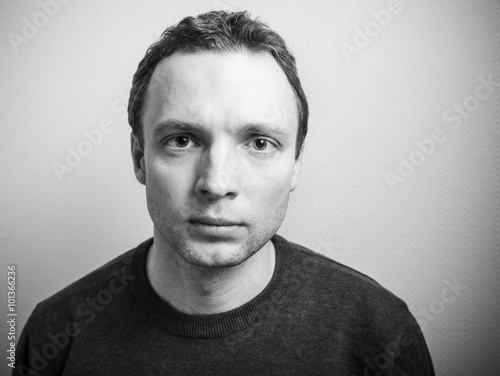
[1,0,499,374]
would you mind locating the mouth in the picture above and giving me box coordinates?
[189,217,244,227]
[189,217,245,237]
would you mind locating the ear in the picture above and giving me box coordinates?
[290,149,303,192]
[131,132,146,185]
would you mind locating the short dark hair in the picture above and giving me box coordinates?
[128,10,308,158]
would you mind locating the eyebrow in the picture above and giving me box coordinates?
[152,119,204,139]
[151,119,290,139]
[238,122,289,138]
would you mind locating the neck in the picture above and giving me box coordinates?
[146,232,276,315]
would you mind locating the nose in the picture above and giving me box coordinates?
[194,144,240,200]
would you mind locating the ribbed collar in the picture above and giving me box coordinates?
[129,234,297,339]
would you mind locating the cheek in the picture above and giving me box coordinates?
[247,166,294,206]
[146,159,193,209]
[246,173,291,236]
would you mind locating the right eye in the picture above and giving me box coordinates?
[165,136,197,150]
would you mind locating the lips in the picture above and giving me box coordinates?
[189,217,245,237]
[189,217,243,226]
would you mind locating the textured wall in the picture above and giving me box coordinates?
[1,0,499,374]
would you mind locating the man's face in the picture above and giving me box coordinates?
[132,51,302,267]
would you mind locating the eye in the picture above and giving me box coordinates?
[250,138,278,152]
[253,139,267,150]
[165,136,197,149]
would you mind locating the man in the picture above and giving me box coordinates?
[15,10,435,375]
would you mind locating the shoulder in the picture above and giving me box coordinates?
[275,235,431,364]
[29,238,152,324]
[281,238,435,374]
[275,234,411,330]
[15,239,151,375]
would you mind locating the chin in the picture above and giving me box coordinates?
[177,243,257,268]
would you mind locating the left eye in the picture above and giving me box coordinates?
[165,136,195,149]
[251,139,276,151]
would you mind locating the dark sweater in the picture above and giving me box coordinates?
[14,235,434,375]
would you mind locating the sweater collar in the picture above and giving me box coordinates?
[129,234,296,338]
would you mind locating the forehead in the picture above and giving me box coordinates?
[143,50,298,135]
